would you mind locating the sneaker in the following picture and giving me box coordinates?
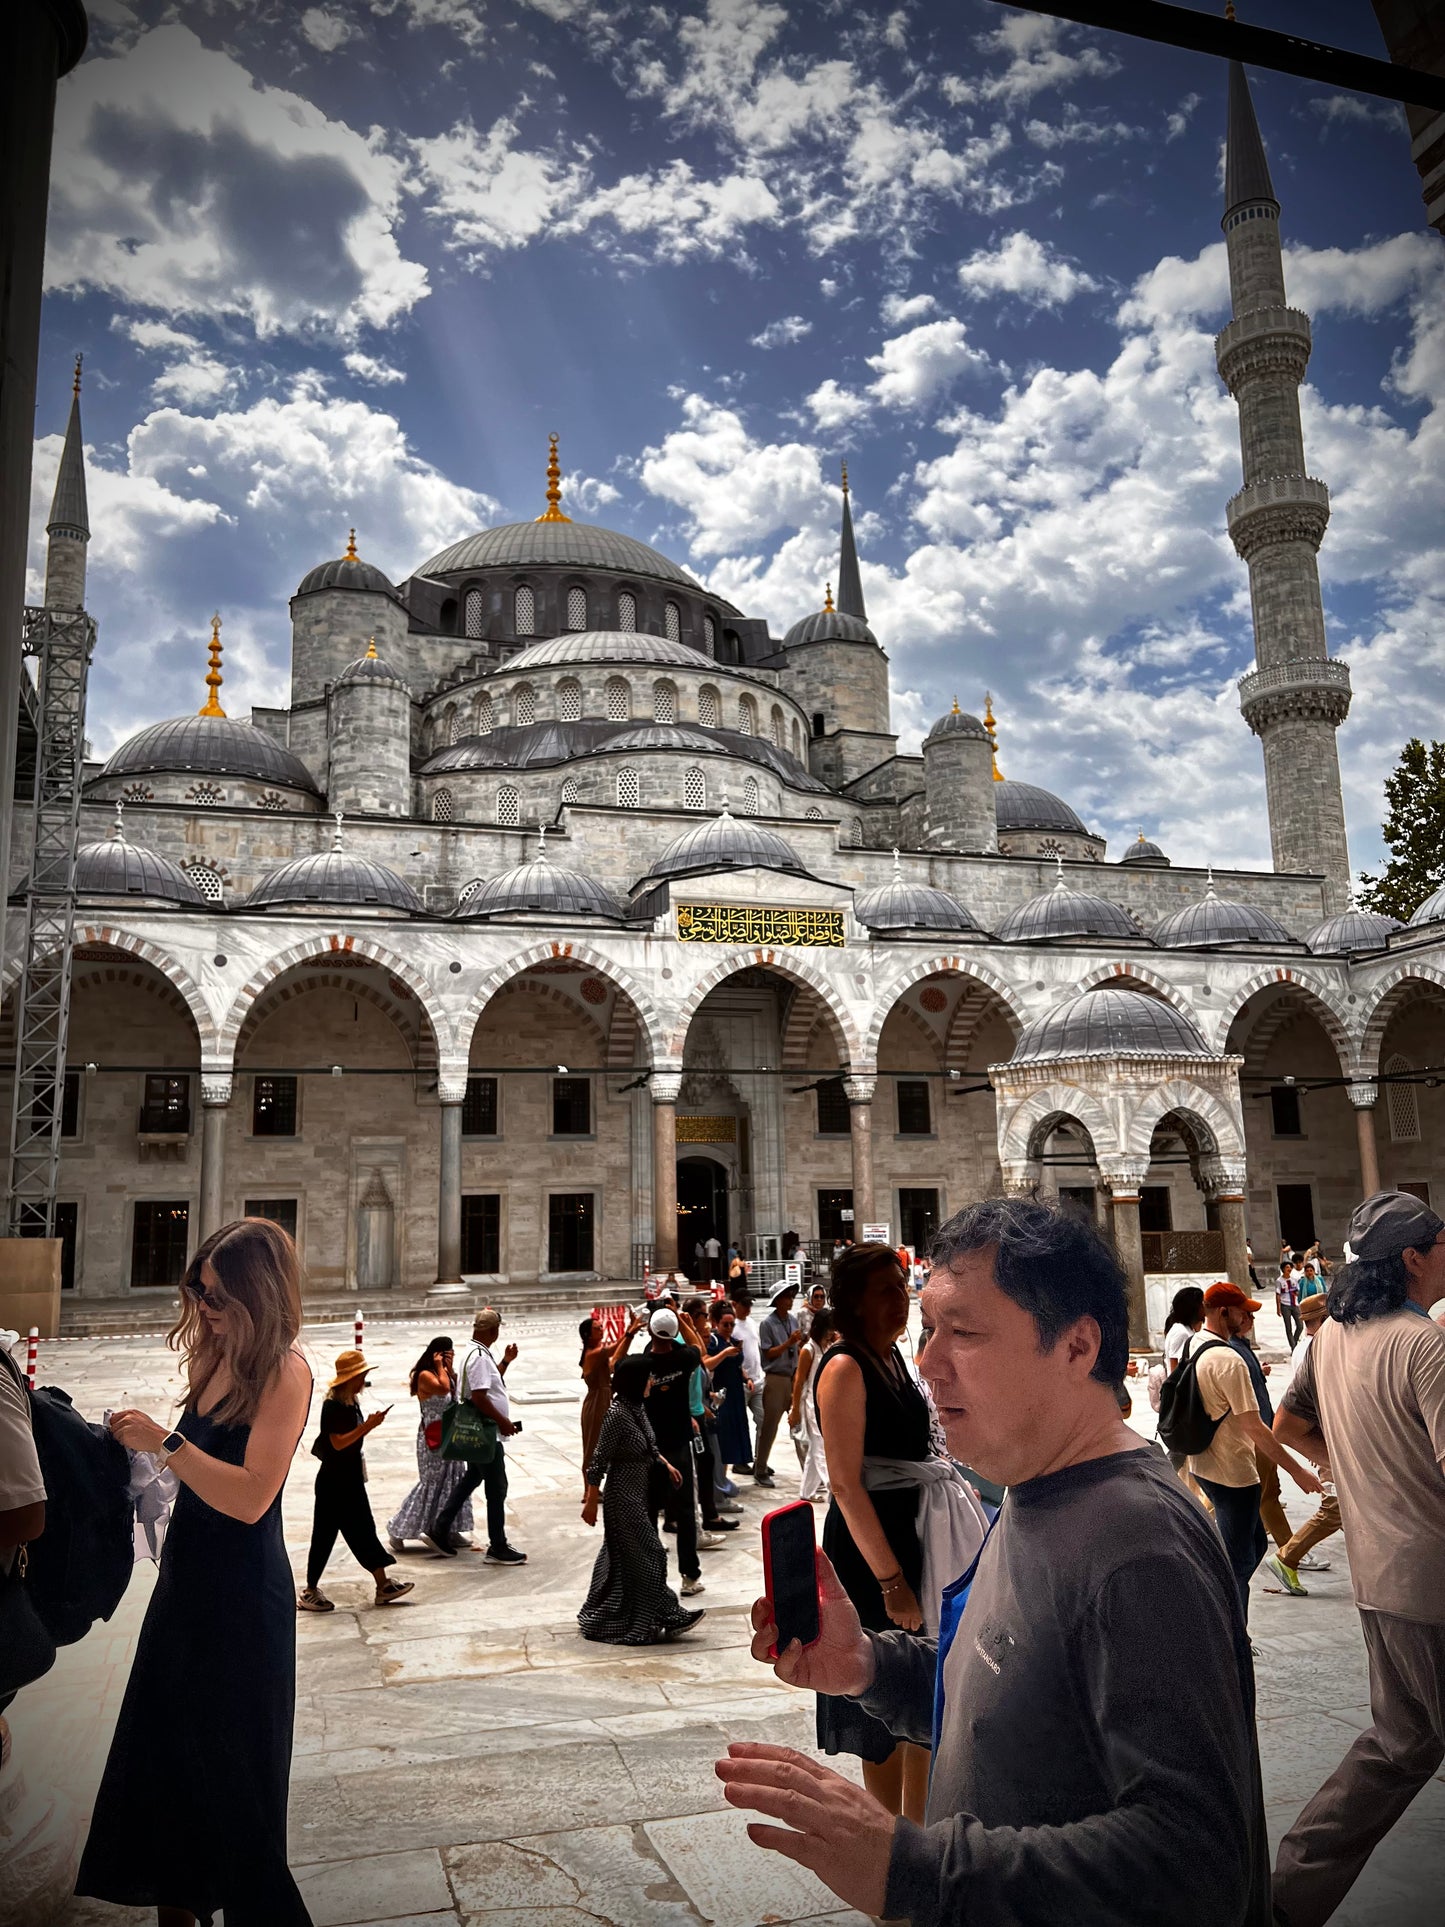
[298,1587,334,1612]
[387,1533,408,1555]
[662,1608,705,1638]
[419,1531,457,1558]
[698,1532,727,1550]
[716,1500,744,1514]
[374,1577,415,1607]
[450,1535,477,1551]
[486,1543,528,1564]
[681,1576,705,1596]
[1295,1555,1331,1573]
[1266,1554,1308,1598]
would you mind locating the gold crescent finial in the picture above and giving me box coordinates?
[983,691,1003,781]
[72,354,84,398]
[365,637,378,659]
[345,527,359,560]
[951,695,960,714]
[1225,3,1236,20]
[823,581,834,612]
[198,612,227,718]
[536,431,572,523]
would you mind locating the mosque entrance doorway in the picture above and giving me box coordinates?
[677,1156,728,1267]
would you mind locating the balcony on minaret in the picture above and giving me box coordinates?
[1225,474,1330,562]
[1214,306,1312,396]
[1238,658,1351,738]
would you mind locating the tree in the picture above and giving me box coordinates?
[1358,738,1445,921]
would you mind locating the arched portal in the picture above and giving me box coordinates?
[678,1155,729,1269]
[1359,971,1445,1204]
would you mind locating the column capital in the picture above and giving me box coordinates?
[1197,1154,1248,1200]
[1098,1157,1150,1197]
[437,1079,468,1106]
[1347,1082,1379,1110]
[200,1075,233,1107]
[651,1071,683,1106]
[842,1075,876,1105]
[1000,1160,1042,1197]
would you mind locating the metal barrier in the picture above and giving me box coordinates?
[1141,1230,1227,1275]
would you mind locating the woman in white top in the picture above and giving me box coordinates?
[789,1309,838,1501]
[1159,1285,1210,1511]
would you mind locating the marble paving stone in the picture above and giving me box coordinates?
[448,1823,697,1926]
[644,1809,849,1926]
[351,1915,458,1926]
[294,1846,453,1925]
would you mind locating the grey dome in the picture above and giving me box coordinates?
[243,849,422,913]
[1011,986,1211,1065]
[296,553,397,599]
[782,608,877,649]
[456,851,625,921]
[854,869,982,935]
[1121,833,1170,867]
[994,780,1089,837]
[924,705,989,747]
[603,722,720,754]
[1305,905,1402,955]
[1408,883,1445,927]
[646,808,805,882]
[102,715,321,794]
[421,719,830,791]
[75,834,207,906]
[502,630,703,672]
[1153,887,1293,948]
[337,646,408,688]
[995,878,1142,943]
[419,520,703,588]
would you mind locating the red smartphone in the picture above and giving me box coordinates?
[761,1500,821,1657]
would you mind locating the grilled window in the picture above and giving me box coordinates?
[664,601,681,642]
[140,1074,189,1135]
[513,683,536,727]
[552,1076,591,1135]
[186,863,224,902]
[771,707,785,747]
[475,693,494,734]
[462,1075,498,1136]
[684,767,706,810]
[558,677,582,722]
[252,1075,298,1137]
[131,1201,189,1288]
[703,614,716,654]
[548,1192,594,1271]
[464,587,484,638]
[496,784,520,827]
[698,685,720,728]
[566,586,587,630]
[896,1079,932,1135]
[561,776,579,804]
[462,1194,501,1271]
[653,681,676,723]
[606,677,630,722]
[432,788,454,823]
[815,1078,851,1135]
[618,590,637,631]
[244,1198,298,1241]
[514,584,536,635]
[738,697,756,736]
[617,767,640,808]
[1386,1055,1419,1141]
[741,776,760,817]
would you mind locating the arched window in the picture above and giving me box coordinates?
[664,600,681,642]
[653,680,676,723]
[566,586,587,631]
[770,706,784,747]
[514,585,535,635]
[703,614,716,655]
[1386,1054,1420,1141]
[606,677,630,722]
[806,806,824,820]
[185,861,224,903]
[444,703,458,744]
[741,776,760,817]
[684,767,706,810]
[698,684,720,728]
[791,719,801,756]
[557,677,582,722]
[464,587,484,639]
[475,692,494,735]
[737,695,756,736]
[847,816,864,846]
[617,767,640,809]
[432,788,454,823]
[561,776,579,804]
[186,782,224,805]
[513,683,536,727]
[617,590,637,631]
[496,784,520,827]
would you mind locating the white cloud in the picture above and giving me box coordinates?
[1166,92,1201,142]
[866,318,989,410]
[806,378,869,430]
[1309,94,1404,134]
[1023,111,1140,149]
[750,315,813,349]
[881,292,938,326]
[565,161,781,261]
[945,14,1117,108]
[300,8,353,52]
[410,116,590,255]
[637,394,829,557]
[110,316,240,406]
[957,231,1099,308]
[343,350,407,385]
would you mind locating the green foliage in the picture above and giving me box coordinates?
[1358,738,1445,922]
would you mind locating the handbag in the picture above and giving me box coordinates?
[0,1546,58,1700]
[440,1349,498,1466]
[424,1419,443,1452]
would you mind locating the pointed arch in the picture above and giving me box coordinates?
[863,955,1027,1064]
[1074,962,1204,1023]
[457,942,667,1068]
[668,951,863,1066]
[1125,1079,1245,1162]
[3,925,216,1052]
[780,980,856,1072]
[1216,967,1355,1070]
[997,1083,1116,1167]
[1358,964,1445,1078]
[218,934,446,1065]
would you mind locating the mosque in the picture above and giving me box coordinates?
[7,64,1445,1338]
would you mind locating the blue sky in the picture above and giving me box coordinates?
[29,0,1444,878]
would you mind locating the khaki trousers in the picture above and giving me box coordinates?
[1256,1449,1293,1551]
[754,1374,793,1478]
[1274,1609,1445,1926]
[1280,1494,1342,1571]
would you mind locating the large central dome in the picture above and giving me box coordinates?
[419,519,703,588]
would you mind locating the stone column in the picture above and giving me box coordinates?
[651,1072,682,1273]
[844,1075,876,1232]
[436,1082,465,1285]
[1349,1084,1382,1198]
[1101,1160,1151,1350]
[1200,1156,1250,1292]
[198,1075,231,1242]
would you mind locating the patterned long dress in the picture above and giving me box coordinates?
[578,1398,692,1645]
[579,1345,612,1493]
[386,1392,474,1544]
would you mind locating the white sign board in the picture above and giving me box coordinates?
[783,1261,802,1290]
[861,1222,891,1245]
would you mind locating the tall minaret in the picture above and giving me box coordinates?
[836,460,865,620]
[44,355,90,611]
[1216,62,1351,912]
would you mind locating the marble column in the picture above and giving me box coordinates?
[1101,1160,1151,1350]
[198,1075,231,1242]
[844,1075,876,1232]
[651,1072,682,1272]
[437,1084,464,1285]
[1349,1084,1382,1198]
[1200,1156,1250,1291]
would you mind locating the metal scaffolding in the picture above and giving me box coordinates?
[6,602,94,1234]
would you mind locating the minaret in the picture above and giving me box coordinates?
[1217,61,1351,912]
[836,461,864,618]
[44,355,90,611]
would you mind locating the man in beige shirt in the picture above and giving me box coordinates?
[1185,1282,1320,1628]
[1274,1191,1445,1927]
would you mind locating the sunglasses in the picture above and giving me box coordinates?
[184,1278,227,1310]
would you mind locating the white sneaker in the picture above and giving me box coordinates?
[681,1576,705,1596]
[387,1533,407,1555]
[698,1532,727,1550]
[1295,1554,1331,1573]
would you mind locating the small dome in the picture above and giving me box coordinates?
[855,862,982,935]
[101,714,321,794]
[782,608,877,649]
[995,873,1142,944]
[994,780,1089,837]
[603,722,720,754]
[337,643,408,688]
[456,844,626,921]
[646,806,805,882]
[1153,882,1293,948]
[425,721,614,773]
[923,705,989,748]
[502,630,704,672]
[74,824,207,906]
[420,519,703,588]
[1010,986,1211,1065]
[243,842,421,913]
[1408,883,1445,927]
[296,533,397,600]
[1121,832,1170,867]
[1305,903,1403,955]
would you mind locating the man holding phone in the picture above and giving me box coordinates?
[718,1197,1269,1925]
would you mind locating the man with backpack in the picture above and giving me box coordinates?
[1162,1282,1321,1626]
[0,1336,49,1729]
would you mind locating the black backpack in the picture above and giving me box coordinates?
[1156,1335,1230,1457]
[1,1351,135,1646]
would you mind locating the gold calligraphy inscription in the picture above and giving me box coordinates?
[677,903,845,947]
[675,1114,737,1143]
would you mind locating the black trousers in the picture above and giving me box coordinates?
[1197,1476,1267,1625]
[307,1475,391,1589]
[434,1442,508,1550]
[1280,1304,1303,1348]
[652,1439,700,1581]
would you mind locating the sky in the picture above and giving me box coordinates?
[27,0,1444,879]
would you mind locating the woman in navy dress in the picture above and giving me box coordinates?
[78,1218,315,1926]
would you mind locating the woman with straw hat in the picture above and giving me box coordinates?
[299,1347,414,1613]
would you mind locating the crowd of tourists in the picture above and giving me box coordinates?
[2,1186,1443,1926]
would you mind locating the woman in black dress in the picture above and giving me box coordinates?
[80,1218,315,1926]
[814,1242,931,1826]
[578,1355,703,1645]
[707,1302,752,1470]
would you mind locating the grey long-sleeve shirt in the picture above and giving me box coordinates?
[857,1447,1270,1927]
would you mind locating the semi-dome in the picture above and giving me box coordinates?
[243,838,422,913]
[501,629,704,672]
[646,806,805,882]
[1153,880,1293,948]
[456,842,626,921]
[101,714,321,794]
[74,816,207,906]
[995,872,1142,943]
[296,532,397,600]
[994,780,1089,837]
[854,858,982,935]
[420,719,831,792]
[419,520,703,589]
[1120,832,1170,867]
[923,703,989,747]
[1010,985,1211,1065]
[1305,903,1403,955]
[1408,883,1445,927]
[336,641,408,688]
[602,722,721,755]
[782,608,877,649]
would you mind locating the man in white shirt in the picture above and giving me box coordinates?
[728,1286,765,1472]
[429,1308,526,1564]
[703,1235,722,1282]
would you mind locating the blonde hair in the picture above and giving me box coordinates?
[169,1217,303,1426]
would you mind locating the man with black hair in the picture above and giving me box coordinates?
[719,1196,1270,1925]
[1272,1190,1445,1927]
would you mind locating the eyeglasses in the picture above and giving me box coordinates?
[184,1278,226,1310]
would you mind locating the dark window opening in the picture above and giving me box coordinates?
[1399,1180,1432,1206]
[552,1076,591,1136]
[548,1192,594,1271]
[253,1075,298,1137]
[140,1074,190,1135]
[815,1077,851,1135]
[463,1075,498,1136]
[896,1079,932,1136]
[817,1189,855,1244]
[462,1194,501,1272]
[131,1200,190,1288]
[898,1188,939,1254]
[812,711,826,738]
[244,1198,298,1242]
[1270,1085,1302,1136]
[1059,1187,1097,1224]
[1277,1184,1316,1253]
[1139,1186,1173,1234]
[56,1201,78,1289]
[29,1069,80,1138]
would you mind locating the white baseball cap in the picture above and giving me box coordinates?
[648,1309,680,1339]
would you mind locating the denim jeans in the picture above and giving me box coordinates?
[1197,1476,1266,1624]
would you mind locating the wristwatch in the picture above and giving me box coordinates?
[159,1428,187,1460]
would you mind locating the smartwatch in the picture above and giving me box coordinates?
[159,1429,187,1459]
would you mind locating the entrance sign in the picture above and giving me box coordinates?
[784,1261,802,1290]
[677,904,845,947]
[861,1222,891,1244]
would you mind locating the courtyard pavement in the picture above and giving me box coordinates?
[6,1299,1444,1926]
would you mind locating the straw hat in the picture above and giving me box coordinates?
[1298,1293,1331,1329]
[327,1347,371,1391]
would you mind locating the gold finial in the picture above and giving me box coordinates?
[332,810,345,851]
[983,691,1003,781]
[345,527,359,560]
[365,637,378,659]
[198,612,227,718]
[823,581,834,612]
[72,354,83,398]
[1225,3,1236,20]
[841,459,849,497]
[535,432,572,523]
[951,695,960,714]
